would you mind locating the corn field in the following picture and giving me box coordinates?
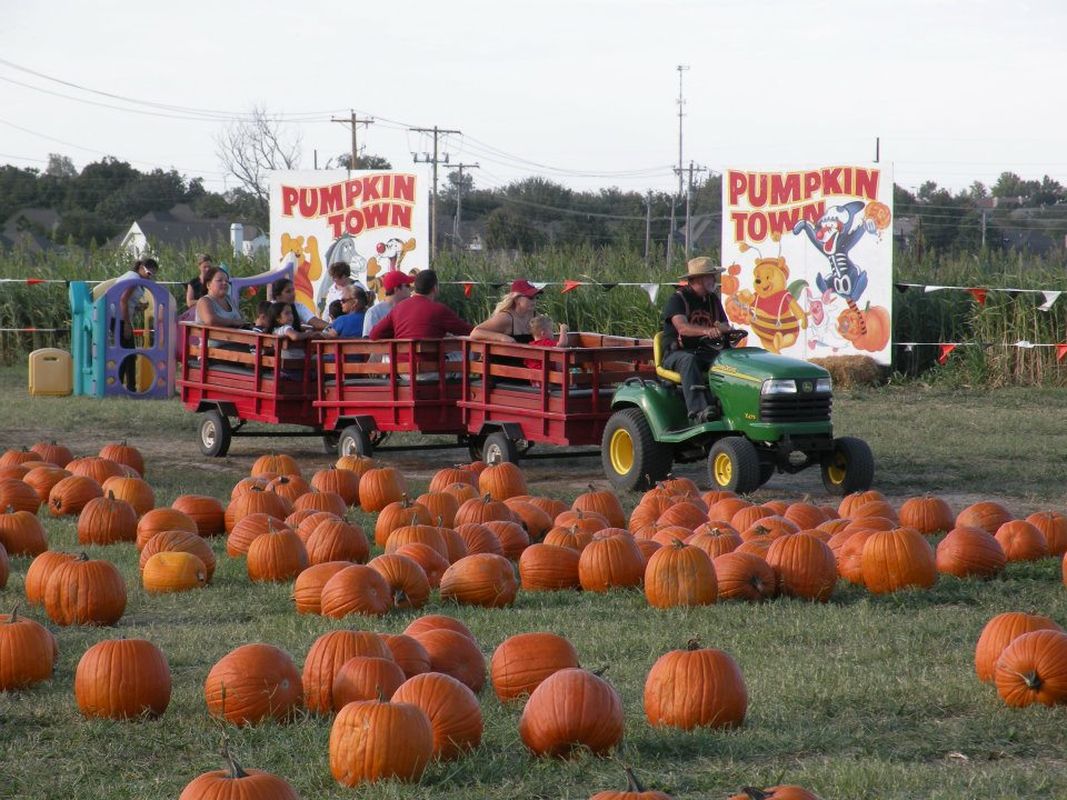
[1,240,1067,385]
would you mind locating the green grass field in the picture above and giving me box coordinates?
[1,367,1066,800]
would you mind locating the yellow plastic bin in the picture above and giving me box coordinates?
[28,348,73,397]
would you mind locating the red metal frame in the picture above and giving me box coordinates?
[178,323,319,427]
[458,333,655,447]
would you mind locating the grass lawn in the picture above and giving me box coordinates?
[1,366,1066,799]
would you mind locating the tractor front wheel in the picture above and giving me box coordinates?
[707,437,762,495]
[601,408,673,492]
[820,436,875,495]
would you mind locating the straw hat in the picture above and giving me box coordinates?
[679,256,725,281]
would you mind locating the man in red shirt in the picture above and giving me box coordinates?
[369,269,473,339]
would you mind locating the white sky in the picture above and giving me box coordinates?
[4,0,1065,198]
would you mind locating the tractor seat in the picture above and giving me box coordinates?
[653,332,682,384]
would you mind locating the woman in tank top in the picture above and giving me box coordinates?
[195,266,245,348]
[470,279,543,343]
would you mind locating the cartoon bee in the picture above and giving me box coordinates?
[734,236,808,354]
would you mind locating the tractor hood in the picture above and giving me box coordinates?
[710,347,830,386]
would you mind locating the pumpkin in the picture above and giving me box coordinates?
[0,542,8,589]
[76,492,138,545]
[657,501,710,532]
[837,490,885,518]
[224,487,289,534]
[898,495,954,534]
[302,629,392,713]
[66,456,126,485]
[440,552,518,608]
[490,632,580,702]
[228,514,293,557]
[135,507,198,550]
[849,499,898,523]
[519,667,624,757]
[701,488,737,507]
[522,495,571,522]
[994,629,1067,707]
[713,552,777,602]
[305,518,369,565]
[1026,511,1067,557]
[75,637,170,719]
[97,476,154,517]
[0,478,43,515]
[765,532,837,602]
[171,494,225,536]
[835,529,877,585]
[0,448,40,468]
[956,501,1012,535]
[835,302,890,351]
[359,466,407,512]
[296,511,341,543]
[783,502,829,531]
[544,525,595,553]
[286,508,321,529]
[578,532,644,592]
[140,530,216,581]
[687,527,742,559]
[408,627,486,693]
[331,656,407,710]
[231,476,270,499]
[329,698,433,786]
[860,527,936,594]
[483,519,530,560]
[589,766,674,800]
[292,490,347,518]
[455,522,505,556]
[503,499,552,541]
[178,748,299,800]
[43,553,126,626]
[454,493,516,528]
[707,497,753,524]
[660,474,701,496]
[743,516,799,541]
[246,526,308,582]
[519,543,581,591]
[0,506,47,556]
[443,481,480,505]
[30,441,73,468]
[994,519,1050,562]
[731,504,774,532]
[204,643,303,725]
[429,465,477,493]
[394,542,450,588]
[386,523,449,561]
[439,526,470,563]
[335,454,374,478]
[572,485,625,528]
[975,611,1064,683]
[403,613,476,641]
[292,561,350,615]
[143,552,208,593]
[415,491,460,529]
[0,606,56,689]
[320,564,393,618]
[935,526,1006,578]
[368,553,431,609]
[250,452,301,478]
[727,787,822,800]
[644,540,717,608]
[0,465,30,482]
[392,671,483,760]
[374,496,432,548]
[644,641,747,729]
[98,441,144,477]
[382,634,432,679]
[478,458,528,501]
[24,550,77,605]
[22,466,70,505]
[267,474,311,504]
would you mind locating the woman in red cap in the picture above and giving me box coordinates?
[470,279,542,343]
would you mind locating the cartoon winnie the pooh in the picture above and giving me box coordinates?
[735,249,807,354]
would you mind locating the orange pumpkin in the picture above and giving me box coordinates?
[836,303,890,352]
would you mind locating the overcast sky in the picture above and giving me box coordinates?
[4,0,1065,198]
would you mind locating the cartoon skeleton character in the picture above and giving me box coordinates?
[792,200,876,303]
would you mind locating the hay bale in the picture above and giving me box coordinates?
[809,355,886,389]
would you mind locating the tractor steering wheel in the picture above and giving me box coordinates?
[700,328,749,353]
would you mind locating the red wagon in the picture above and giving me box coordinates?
[458,333,656,462]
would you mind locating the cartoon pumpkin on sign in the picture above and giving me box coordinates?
[837,303,890,352]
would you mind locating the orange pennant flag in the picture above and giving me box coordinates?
[561,280,582,294]
[1057,344,1067,362]
[967,288,987,305]
[463,282,473,298]
[25,278,44,285]
[937,343,957,365]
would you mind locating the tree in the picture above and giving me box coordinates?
[336,153,392,170]
[45,154,76,179]
[991,171,1038,201]
[216,106,301,228]
[484,205,544,251]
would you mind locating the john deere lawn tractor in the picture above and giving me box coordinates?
[601,330,874,494]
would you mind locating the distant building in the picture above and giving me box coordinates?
[0,208,61,253]
[113,204,267,258]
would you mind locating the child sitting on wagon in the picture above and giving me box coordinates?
[264,301,331,359]
[524,316,571,380]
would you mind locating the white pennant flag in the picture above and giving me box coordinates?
[530,281,549,292]
[641,283,660,305]
[924,285,948,293]
[1014,339,1034,349]
[1038,291,1061,311]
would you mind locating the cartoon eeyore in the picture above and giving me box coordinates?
[792,200,875,303]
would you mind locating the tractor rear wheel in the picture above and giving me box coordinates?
[820,436,875,495]
[707,437,762,495]
[601,408,673,492]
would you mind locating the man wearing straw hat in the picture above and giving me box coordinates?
[661,256,737,423]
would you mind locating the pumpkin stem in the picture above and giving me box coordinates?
[622,766,646,793]
[592,665,610,677]
[77,552,89,562]
[741,789,771,800]
[4,505,13,514]
[8,603,18,623]
[481,493,492,504]
[1021,670,1043,691]
[220,741,248,780]
[686,638,701,651]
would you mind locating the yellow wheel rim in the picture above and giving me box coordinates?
[609,428,634,475]
[827,455,847,485]
[713,453,733,487]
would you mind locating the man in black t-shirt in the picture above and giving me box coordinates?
[662,257,735,422]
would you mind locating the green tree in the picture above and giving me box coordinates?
[484,205,544,251]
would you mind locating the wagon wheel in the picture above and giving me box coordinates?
[198,410,231,458]
[338,425,374,458]
[482,432,520,464]
[321,432,340,454]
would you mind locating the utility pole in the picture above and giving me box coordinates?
[981,209,987,248]
[644,190,653,267]
[411,125,461,261]
[684,161,708,258]
[875,136,880,163]
[449,162,480,249]
[332,110,375,169]
[667,65,689,269]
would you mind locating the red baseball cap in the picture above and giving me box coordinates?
[510,279,542,299]
[382,270,414,292]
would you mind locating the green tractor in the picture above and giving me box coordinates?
[601,330,874,495]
